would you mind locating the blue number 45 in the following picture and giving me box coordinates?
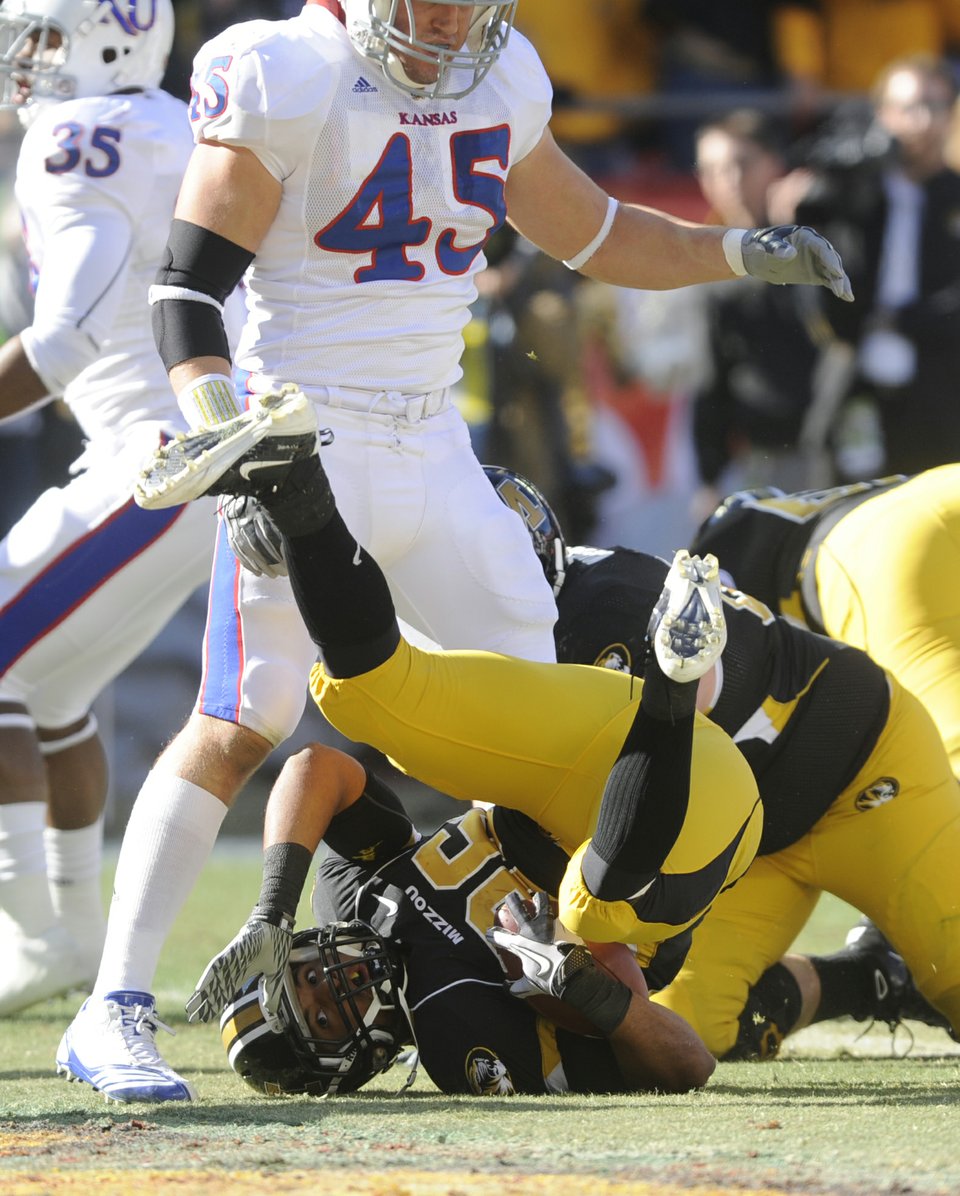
[315,126,510,282]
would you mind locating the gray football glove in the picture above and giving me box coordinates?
[741,225,854,302]
[221,494,287,578]
[185,907,292,1024]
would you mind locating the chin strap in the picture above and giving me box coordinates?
[392,983,420,1094]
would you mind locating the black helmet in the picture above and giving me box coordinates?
[484,465,567,596]
[220,921,411,1097]
[700,486,786,532]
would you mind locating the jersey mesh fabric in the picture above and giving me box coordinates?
[190,5,552,396]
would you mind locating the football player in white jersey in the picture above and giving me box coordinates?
[0,0,232,1015]
[57,0,854,1104]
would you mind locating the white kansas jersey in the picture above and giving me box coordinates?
[16,89,193,445]
[189,4,552,397]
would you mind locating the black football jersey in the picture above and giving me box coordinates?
[312,804,627,1096]
[554,546,890,854]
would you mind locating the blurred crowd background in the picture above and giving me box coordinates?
[6,0,960,832]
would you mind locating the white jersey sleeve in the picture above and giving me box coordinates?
[188,16,342,181]
[488,27,553,163]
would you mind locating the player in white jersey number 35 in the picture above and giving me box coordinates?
[58,0,854,1103]
[0,0,225,1018]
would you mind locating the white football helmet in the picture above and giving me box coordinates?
[0,0,174,113]
[343,0,517,100]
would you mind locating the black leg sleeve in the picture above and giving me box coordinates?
[283,511,400,679]
[579,704,694,901]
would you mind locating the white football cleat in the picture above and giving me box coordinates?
[647,550,726,682]
[0,923,95,1015]
[56,991,196,1103]
[135,384,320,511]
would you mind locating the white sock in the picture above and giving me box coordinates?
[45,817,106,960]
[94,774,227,997]
[0,801,58,937]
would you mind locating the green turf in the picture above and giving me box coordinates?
[1,843,957,1195]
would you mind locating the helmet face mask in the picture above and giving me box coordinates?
[343,0,518,101]
[0,0,174,116]
[484,464,567,596]
[220,921,411,1098]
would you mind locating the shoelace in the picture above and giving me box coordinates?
[107,1001,176,1066]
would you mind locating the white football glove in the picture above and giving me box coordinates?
[740,225,854,301]
[185,907,292,1023]
[487,891,635,1034]
[220,494,287,578]
[486,891,587,1000]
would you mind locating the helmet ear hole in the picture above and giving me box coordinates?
[0,0,175,111]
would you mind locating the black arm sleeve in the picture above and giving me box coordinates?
[323,772,416,863]
[151,219,255,370]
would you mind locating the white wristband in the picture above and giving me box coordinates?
[563,196,620,271]
[177,372,243,428]
[722,228,748,277]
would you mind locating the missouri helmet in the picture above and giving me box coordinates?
[0,0,173,115]
[700,486,786,532]
[343,0,517,100]
[220,921,411,1097]
[484,464,567,596]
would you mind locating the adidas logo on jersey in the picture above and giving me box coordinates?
[352,76,378,93]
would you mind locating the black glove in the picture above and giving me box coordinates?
[221,494,287,578]
[486,891,632,1034]
[740,225,854,301]
[185,906,292,1023]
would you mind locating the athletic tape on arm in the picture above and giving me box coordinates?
[563,196,620,271]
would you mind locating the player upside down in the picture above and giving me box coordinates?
[136,390,763,968]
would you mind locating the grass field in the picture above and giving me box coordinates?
[1,841,958,1196]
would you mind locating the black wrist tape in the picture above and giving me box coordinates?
[258,842,313,923]
[558,945,633,1035]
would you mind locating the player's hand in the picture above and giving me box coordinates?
[486,891,580,1000]
[220,494,287,578]
[741,225,854,301]
[185,907,293,1023]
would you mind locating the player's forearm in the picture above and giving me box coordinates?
[580,205,733,290]
[0,333,52,422]
[609,995,715,1093]
[262,744,367,854]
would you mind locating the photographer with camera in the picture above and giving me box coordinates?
[771,54,960,477]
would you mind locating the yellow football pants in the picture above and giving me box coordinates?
[816,463,960,782]
[652,678,960,1054]
[311,639,762,953]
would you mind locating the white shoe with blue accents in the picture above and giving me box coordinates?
[648,550,727,681]
[56,990,196,1103]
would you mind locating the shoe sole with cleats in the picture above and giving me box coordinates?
[649,550,727,682]
[135,386,318,511]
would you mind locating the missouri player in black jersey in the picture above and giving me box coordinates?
[145,404,765,991]
[479,466,958,1059]
[190,742,713,1097]
[691,465,960,784]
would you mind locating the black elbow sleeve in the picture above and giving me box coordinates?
[152,219,255,372]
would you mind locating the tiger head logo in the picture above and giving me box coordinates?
[855,776,900,812]
[465,1047,515,1095]
[593,643,631,672]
